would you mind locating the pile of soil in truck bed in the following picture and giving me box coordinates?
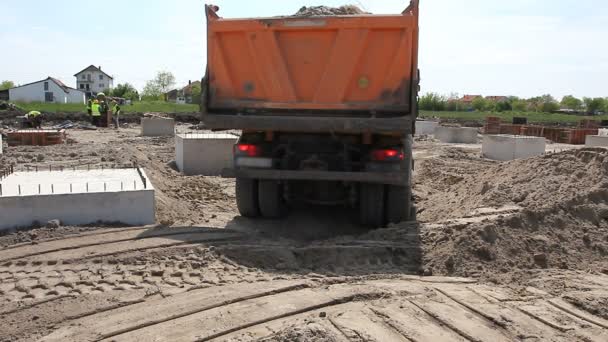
[293,5,368,16]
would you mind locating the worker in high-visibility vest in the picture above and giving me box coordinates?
[91,100,101,127]
[112,100,121,129]
[86,98,93,115]
[25,111,43,129]
[96,92,110,127]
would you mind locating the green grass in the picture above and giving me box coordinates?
[420,110,608,124]
[10,103,608,124]
[14,101,199,114]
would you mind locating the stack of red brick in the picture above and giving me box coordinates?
[6,129,66,147]
[485,117,598,145]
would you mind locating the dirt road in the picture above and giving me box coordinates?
[1,125,607,341]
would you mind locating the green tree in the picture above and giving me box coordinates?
[0,80,15,90]
[540,95,559,113]
[190,83,202,104]
[583,97,606,115]
[141,81,162,101]
[560,95,582,111]
[495,100,512,112]
[111,83,139,101]
[418,92,447,111]
[528,95,558,113]
[510,97,527,112]
[471,97,487,111]
[150,71,176,101]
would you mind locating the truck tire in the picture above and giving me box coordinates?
[386,185,412,224]
[360,184,385,227]
[236,178,259,218]
[258,180,287,219]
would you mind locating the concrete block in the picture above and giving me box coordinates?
[598,129,608,137]
[176,133,238,176]
[415,121,439,136]
[434,127,478,144]
[141,117,175,136]
[586,135,608,147]
[0,169,155,231]
[482,135,546,161]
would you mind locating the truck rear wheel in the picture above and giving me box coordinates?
[258,180,287,219]
[236,178,259,218]
[386,185,412,224]
[360,184,385,227]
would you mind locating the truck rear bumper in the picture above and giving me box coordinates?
[203,114,413,134]
[222,168,407,186]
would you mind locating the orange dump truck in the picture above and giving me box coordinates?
[202,1,420,226]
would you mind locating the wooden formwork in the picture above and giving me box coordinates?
[579,120,600,129]
[541,127,568,143]
[499,124,523,135]
[567,128,598,145]
[6,129,66,147]
[494,123,599,145]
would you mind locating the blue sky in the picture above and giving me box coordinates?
[1,0,607,99]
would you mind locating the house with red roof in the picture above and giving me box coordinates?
[460,94,482,105]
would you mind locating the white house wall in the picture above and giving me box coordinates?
[9,81,85,104]
[76,70,114,93]
[66,89,85,103]
[10,81,65,103]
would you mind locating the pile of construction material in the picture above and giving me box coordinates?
[6,129,66,146]
[293,5,368,16]
[141,114,175,137]
[483,117,599,145]
[0,167,155,231]
[415,120,439,136]
[586,135,608,147]
[416,148,608,278]
[176,133,237,176]
[482,135,545,161]
[434,126,478,144]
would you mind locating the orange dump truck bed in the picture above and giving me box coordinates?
[202,1,419,133]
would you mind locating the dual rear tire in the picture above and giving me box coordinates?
[359,184,413,227]
[237,178,414,227]
[235,178,286,219]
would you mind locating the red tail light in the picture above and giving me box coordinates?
[235,144,262,157]
[371,149,404,161]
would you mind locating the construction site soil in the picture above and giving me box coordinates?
[1,125,607,341]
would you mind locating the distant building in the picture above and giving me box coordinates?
[485,96,508,102]
[74,65,114,97]
[460,95,482,105]
[7,77,85,104]
[166,80,201,104]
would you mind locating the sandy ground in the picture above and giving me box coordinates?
[0,125,607,341]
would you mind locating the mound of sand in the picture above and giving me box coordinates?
[419,148,608,222]
[410,148,608,282]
